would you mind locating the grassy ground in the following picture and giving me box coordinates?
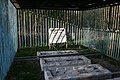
[6,61,44,80]
[5,46,120,80]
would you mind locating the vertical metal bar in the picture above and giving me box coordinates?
[21,9,24,47]
[108,6,111,56]
[18,9,21,48]
[52,17,54,28]
[56,10,58,28]
[26,9,29,47]
[106,7,109,54]
[36,9,38,47]
[50,10,52,28]
[40,9,42,46]
[113,6,116,58]
[69,10,71,40]
[108,6,111,57]
[25,9,27,47]
[54,10,57,28]
[75,10,77,45]
[23,9,26,47]
[52,10,54,28]
[112,6,116,58]
[101,8,105,54]
[32,9,34,47]
[110,6,114,57]
[46,9,48,46]
[74,10,76,45]
[42,9,44,46]
[34,9,37,46]
[107,6,111,56]
[31,9,33,47]
[58,10,60,28]
[115,6,117,30]
[98,8,101,50]
[81,11,83,45]
[109,6,112,29]
[77,10,79,45]
[47,9,49,46]
[70,10,72,46]
[38,9,40,46]
[45,9,48,46]
[78,11,81,45]
[65,10,67,33]
[41,9,43,46]
[57,10,60,28]
[68,10,70,45]
[79,11,81,46]
[106,7,109,56]
[44,9,46,46]
[114,6,117,58]
[25,9,28,47]
[116,5,119,30]
[103,7,106,54]
[115,5,119,59]
[29,9,32,47]
[105,7,107,54]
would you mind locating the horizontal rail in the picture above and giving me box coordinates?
[14,53,101,61]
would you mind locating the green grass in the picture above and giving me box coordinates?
[6,61,44,80]
[16,46,49,57]
[16,45,100,57]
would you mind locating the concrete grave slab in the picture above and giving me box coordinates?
[44,64,111,80]
[40,55,91,71]
[107,77,120,80]
[37,50,79,56]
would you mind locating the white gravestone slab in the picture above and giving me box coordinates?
[41,55,91,71]
[44,64,111,80]
[49,28,67,44]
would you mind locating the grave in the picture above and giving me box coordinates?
[44,64,111,80]
[40,55,91,71]
[37,50,112,80]
[107,77,120,80]
[37,50,79,56]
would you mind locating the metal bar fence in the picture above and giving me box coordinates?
[17,6,120,61]
[82,6,120,61]
[17,9,82,48]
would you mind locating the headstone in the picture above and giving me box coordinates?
[48,28,67,48]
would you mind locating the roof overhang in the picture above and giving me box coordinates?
[11,0,120,10]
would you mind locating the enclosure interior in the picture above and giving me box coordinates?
[0,0,120,80]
